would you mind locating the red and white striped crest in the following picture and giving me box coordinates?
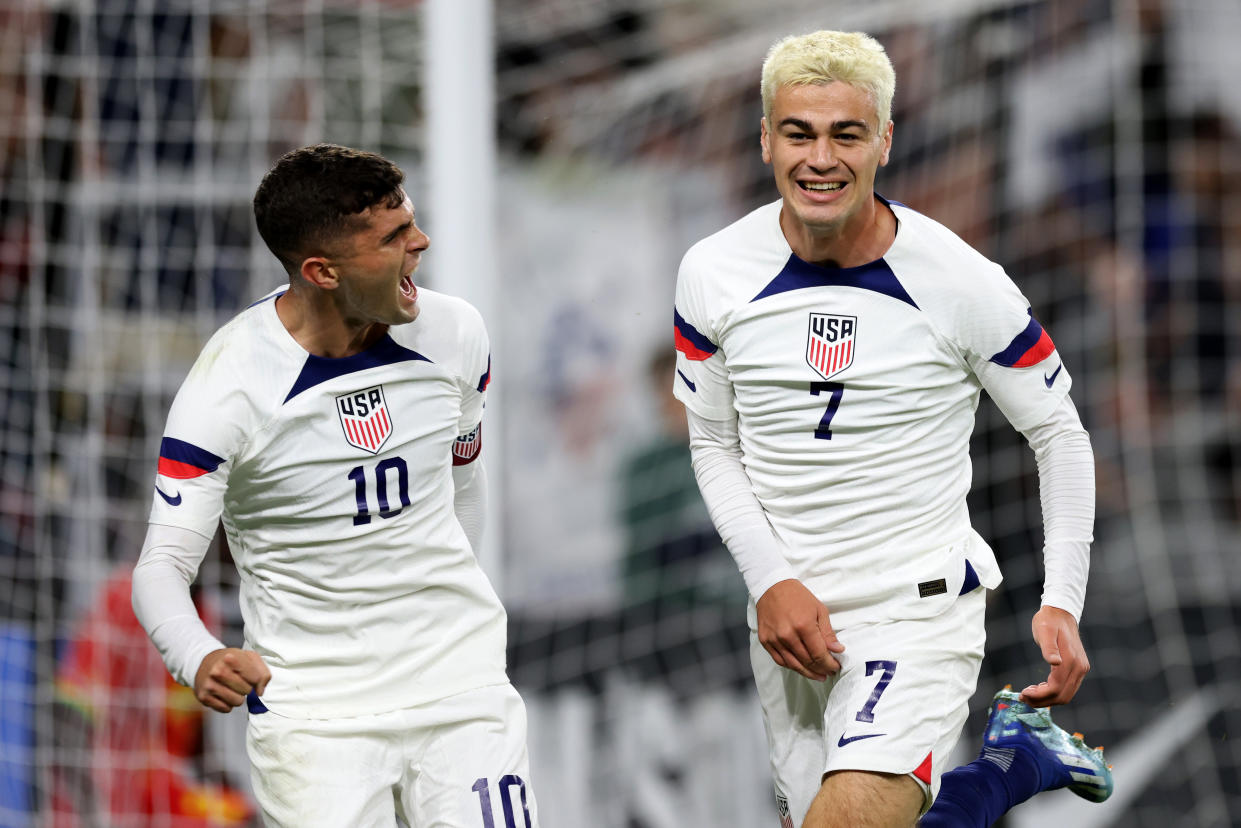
[776,794,794,828]
[452,423,483,465]
[806,313,857,380]
[336,385,393,454]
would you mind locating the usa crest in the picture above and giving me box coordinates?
[776,793,794,828]
[806,313,857,380]
[336,385,393,454]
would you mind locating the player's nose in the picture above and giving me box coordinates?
[808,137,835,169]
[408,224,430,253]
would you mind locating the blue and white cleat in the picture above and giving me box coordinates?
[982,686,1114,803]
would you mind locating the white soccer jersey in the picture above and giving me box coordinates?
[149,286,505,719]
[674,198,1072,628]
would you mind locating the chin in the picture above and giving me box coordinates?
[385,295,420,326]
[793,206,848,231]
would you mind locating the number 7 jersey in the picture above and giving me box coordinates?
[673,198,1072,627]
[148,286,505,719]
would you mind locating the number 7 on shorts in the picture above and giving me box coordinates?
[855,660,897,723]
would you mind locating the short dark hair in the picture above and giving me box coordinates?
[253,143,406,274]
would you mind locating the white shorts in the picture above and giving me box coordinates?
[246,682,539,828]
[752,586,986,824]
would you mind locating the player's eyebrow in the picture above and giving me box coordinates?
[778,117,870,134]
[778,117,815,132]
[831,119,870,133]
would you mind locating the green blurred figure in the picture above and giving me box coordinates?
[618,350,748,695]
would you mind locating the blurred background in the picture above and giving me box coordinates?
[1,0,1238,826]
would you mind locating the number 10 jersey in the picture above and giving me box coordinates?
[148,286,505,719]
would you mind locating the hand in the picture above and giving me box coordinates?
[755,579,845,681]
[194,648,271,713]
[1020,606,1089,706]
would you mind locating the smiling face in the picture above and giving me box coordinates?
[760,81,893,254]
[325,192,429,327]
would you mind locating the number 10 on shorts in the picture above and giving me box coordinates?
[472,776,532,828]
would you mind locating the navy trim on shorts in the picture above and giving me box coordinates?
[247,689,269,714]
[959,560,981,595]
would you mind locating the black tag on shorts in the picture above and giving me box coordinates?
[918,578,948,598]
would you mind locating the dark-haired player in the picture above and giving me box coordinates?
[133,144,537,827]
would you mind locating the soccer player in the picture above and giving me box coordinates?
[672,31,1112,828]
[132,144,538,827]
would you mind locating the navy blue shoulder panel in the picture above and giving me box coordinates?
[751,254,918,309]
[284,335,432,403]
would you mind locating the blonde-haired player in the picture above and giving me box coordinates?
[674,30,1112,828]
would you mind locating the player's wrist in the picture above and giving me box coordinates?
[1036,595,1083,624]
[752,571,801,604]
[184,639,231,688]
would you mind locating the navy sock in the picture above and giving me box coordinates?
[919,746,1044,827]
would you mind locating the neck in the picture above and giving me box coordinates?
[275,286,386,358]
[781,194,895,268]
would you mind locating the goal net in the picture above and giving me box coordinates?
[2,1,1238,826]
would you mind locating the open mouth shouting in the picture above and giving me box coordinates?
[400,272,417,304]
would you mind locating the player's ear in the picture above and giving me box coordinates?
[300,257,339,290]
[760,117,772,165]
[878,120,893,167]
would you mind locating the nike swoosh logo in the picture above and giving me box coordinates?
[155,486,182,506]
[837,733,885,747]
[677,369,696,393]
[1044,364,1063,388]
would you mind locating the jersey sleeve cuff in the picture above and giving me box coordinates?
[673,382,734,422]
[750,567,800,603]
[1039,586,1085,624]
[728,523,798,602]
[146,614,227,687]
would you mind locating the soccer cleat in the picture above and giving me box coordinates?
[982,686,1114,803]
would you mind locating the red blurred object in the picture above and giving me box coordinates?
[50,567,254,827]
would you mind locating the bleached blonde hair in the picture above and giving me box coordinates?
[761,30,895,129]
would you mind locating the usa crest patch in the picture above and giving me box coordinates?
[452,423,483,465]
[336,385,393,454]
[776,793,794,828]
[806,313,857,380]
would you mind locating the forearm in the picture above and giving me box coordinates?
[131,523,225,686]
[687,410,796,600]
[452,459,487,553]
[1021,395,1095,622]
